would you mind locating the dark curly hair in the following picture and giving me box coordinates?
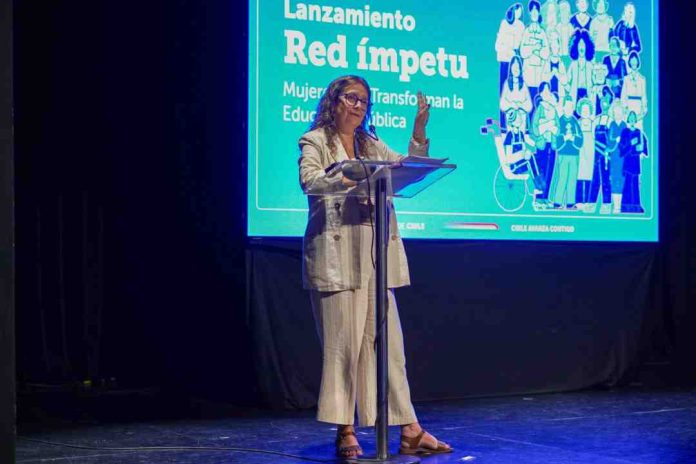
[505,3,523,24]
[308,75,373,158]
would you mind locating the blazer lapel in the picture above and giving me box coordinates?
[333,134,349,163]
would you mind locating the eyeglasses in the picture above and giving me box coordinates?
[340,93,370,109]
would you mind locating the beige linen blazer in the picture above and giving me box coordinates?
[298,128,429,291]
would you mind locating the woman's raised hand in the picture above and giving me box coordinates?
[412,91,430,144]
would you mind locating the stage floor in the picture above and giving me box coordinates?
[16,388,696,463]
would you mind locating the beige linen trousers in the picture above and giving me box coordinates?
[310,223,417,426]
[298,128,429,426]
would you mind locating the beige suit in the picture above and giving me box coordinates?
[298,127,428,426]
[298,128,428,292]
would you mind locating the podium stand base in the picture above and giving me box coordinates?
[352,455,420,464]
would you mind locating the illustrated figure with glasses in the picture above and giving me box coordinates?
[504,107,545,193]
[298,75,452,459]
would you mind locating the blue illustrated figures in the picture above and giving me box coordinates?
[490,0,651,215]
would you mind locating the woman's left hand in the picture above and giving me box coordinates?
[412,91,430,144]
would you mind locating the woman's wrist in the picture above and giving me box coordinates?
[411,134,428,145]
[412,131,427,144]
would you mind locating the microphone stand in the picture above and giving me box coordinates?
[354,126,419,464]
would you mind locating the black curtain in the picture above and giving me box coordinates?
[248,240,659,406]
[15,0,255,406]
[1,0,15,459]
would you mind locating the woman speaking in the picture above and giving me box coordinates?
[298,75,452,458]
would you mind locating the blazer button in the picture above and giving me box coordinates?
[334,202,341,210]
[391,235,398,241]
[333,234,341,241]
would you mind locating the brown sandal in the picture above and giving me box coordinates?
[335,430,363,459]
[399,429,453,455]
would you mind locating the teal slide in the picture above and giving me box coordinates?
[248,0,658,241]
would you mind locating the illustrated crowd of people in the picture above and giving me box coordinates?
[496,0,649,213]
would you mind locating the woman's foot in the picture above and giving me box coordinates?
[400,423,452,455]
[336,425,363,459]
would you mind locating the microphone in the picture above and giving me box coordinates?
[353,127,362,160]
[345,130,368,181]
[353,124,379,160]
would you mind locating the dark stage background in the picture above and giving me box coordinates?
[1,0,14,459]
[13,0,696,425]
